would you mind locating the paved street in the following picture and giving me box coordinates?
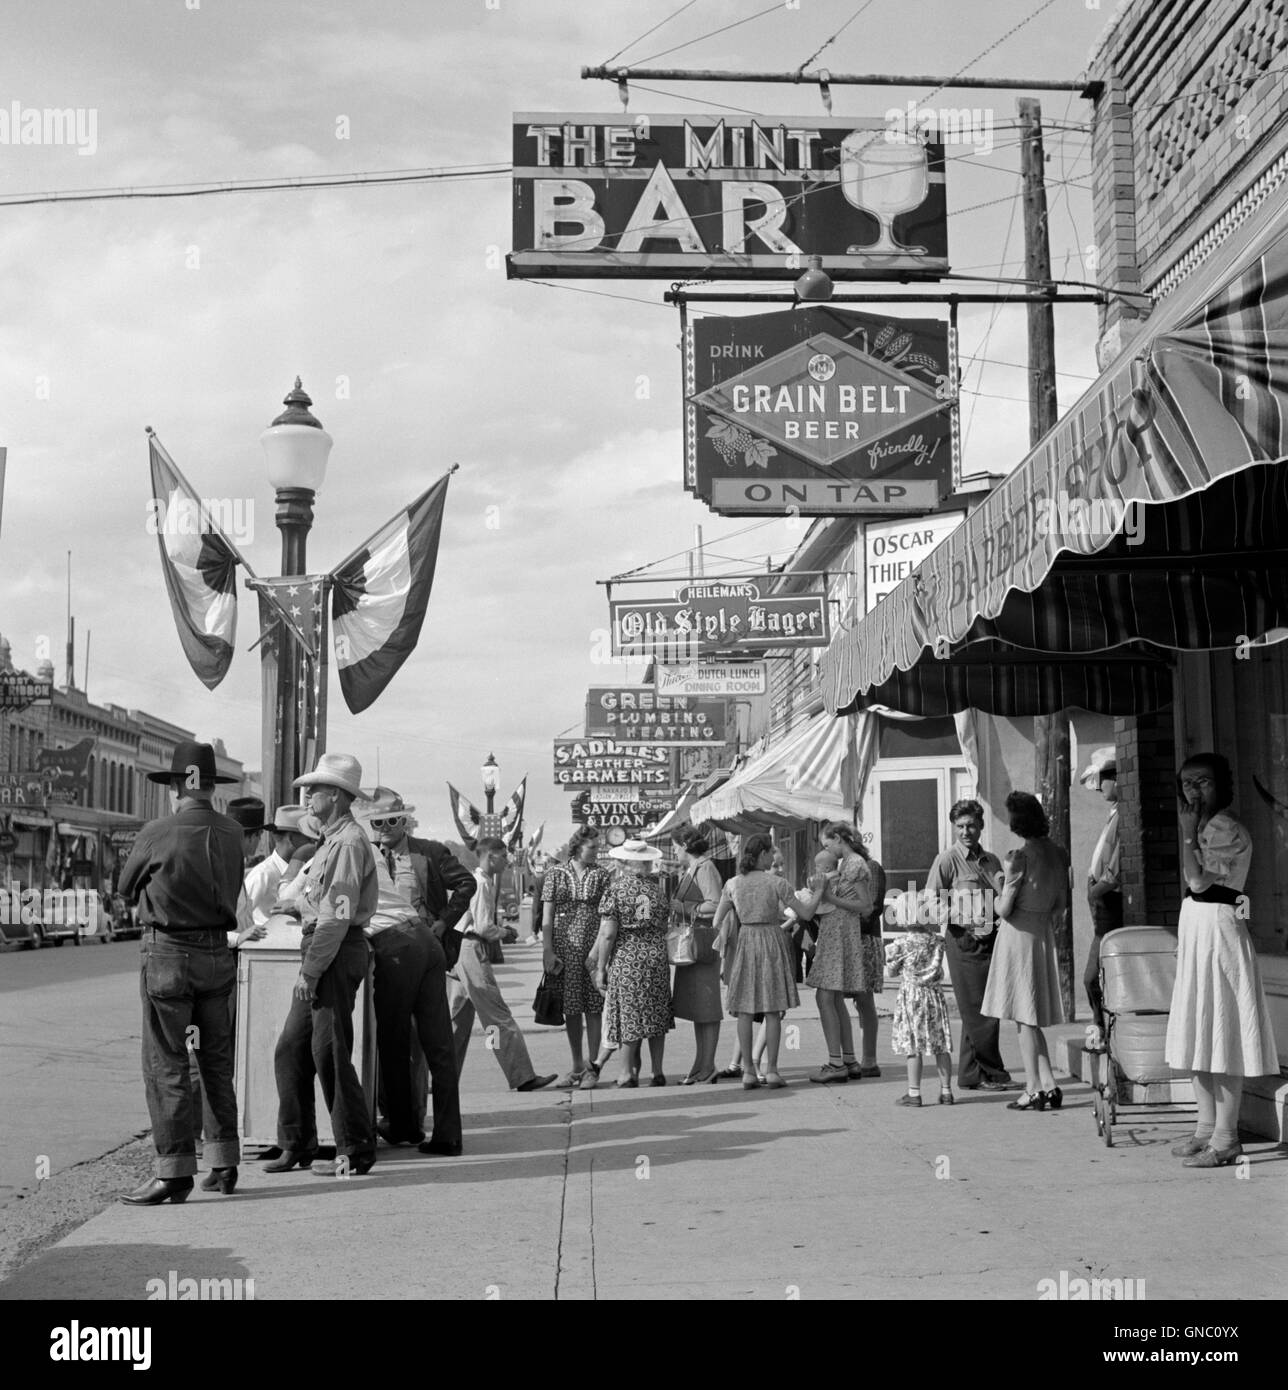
[2,937,1284,1301]
[0,938,148,1207]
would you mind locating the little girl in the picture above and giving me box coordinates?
[885,921,954,1107]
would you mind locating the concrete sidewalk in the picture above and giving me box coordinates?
[2,938,1284,1301]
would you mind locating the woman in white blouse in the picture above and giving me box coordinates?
[1166,753,1277,1168]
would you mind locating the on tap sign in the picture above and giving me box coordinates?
[611,578,829,657]
[554,738,672,786]
[586,687,728,745]
[510,114,947,280]
[685,305,953,516]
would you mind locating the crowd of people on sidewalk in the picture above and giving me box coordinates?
[112,736,1278,1206]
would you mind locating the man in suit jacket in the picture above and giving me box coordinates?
[364,789,476,1155]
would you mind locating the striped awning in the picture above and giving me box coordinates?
[823,182,1288,717]
[689,712,860,828]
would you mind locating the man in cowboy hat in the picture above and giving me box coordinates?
[1080,746,1123,1034]
[244,805,314,927]
[266,753,378,1178]
[449,837,556,1096]
[359,788,472,1153]
[227,797,270,869]
[116,740,243,1205]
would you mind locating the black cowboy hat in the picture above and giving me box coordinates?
[226,796,269,832]
[146,740,240,788]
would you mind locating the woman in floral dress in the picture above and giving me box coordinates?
[886,925,954,1107]
[542,828,611,1088]
[585,840,674,1088]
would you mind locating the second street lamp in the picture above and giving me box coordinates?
[259,378,333,812]
[481,752,500,814]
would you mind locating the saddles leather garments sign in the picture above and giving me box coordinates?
[684,305,954,516]
[509,115,947,280]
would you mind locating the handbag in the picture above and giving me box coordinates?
[667,919,698,966]
[532,971,565,1027]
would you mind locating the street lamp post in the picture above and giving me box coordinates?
[259,379,333,812]
[481,752,500,815]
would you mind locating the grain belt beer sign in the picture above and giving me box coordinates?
[510,114,947,281]
[586,687,727,744]
[685,306,952,516]
[553,738,672,786]
[611,578,829,657]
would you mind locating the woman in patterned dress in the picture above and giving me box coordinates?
[1167,753,1277,1168]
[806,823,876,1084]
[542,828,611,1088]
[886,923,954,1107]
[585,840,674,1088]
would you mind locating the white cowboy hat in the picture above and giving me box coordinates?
[294,752,366,799]
[1079,746,1118,789]
[357,786,416,818]
[271,805,312,834]
[607,838,663,863]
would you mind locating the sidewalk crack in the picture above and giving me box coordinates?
[553,1094,573,1300]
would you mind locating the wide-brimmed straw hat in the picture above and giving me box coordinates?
[294,753,366,799]
[607,838,663,863]
[1079,746,1118,789]
[271,805,312,834]
[358,786,416,819]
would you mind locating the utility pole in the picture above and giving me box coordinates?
[1019,96,1075,1020]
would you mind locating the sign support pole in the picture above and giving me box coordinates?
[1020,95,1075,1023]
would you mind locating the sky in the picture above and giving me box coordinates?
[0,0,1121,845]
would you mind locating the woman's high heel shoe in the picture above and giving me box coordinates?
[1006,1090,1046,1112]
[199,1166,238,1194]
[1043,1087,1063,1110]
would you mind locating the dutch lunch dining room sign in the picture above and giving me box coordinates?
[685,305,954,516]
[509,115,947,280]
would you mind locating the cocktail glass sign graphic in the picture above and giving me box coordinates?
[685,305,954,516]
[553,739,673,786]
[585,687,728,745]
[611,579,830,658]
[509,115,947,280]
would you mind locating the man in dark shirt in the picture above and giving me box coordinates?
[925,799,1017,1092]
[117,741,244,1205]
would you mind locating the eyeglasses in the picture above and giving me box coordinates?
[1179,776,1214,791]
[369,817,406,830]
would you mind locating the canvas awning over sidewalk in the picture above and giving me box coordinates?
[688,711,872,831]
[822,185,1288,717]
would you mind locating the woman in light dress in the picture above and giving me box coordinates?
[669,829,725,1085]
[982,792,1069,1113]
[713,835,799,1089]
[1166,753,1277,1168]
[804,823,876,1084]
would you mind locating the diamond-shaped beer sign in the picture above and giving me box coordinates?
[684,305,956,516]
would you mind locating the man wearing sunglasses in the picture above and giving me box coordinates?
[363,789,476,1155]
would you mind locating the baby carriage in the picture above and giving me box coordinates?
[1091,926,1196,1147]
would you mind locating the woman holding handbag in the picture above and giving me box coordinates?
[670,830,725,1085]
[713,835,799,1089]
[542,829,611,1088]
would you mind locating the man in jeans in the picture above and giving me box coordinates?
[925,799,1017,1092]
[117,740,244,1205]
[449,838,556,1092]
[266,752,379,1178]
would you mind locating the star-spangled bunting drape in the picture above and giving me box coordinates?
[447,782,482,849]
[500,776,527,850]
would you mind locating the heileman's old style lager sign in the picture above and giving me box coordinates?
[509,115,947,280]
[585,687,728,744]
[553,738,672,786]
[611,578,829,657]
[685,305,954,516]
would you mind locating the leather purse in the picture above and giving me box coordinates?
[532,971,565,1027]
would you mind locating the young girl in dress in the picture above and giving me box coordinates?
[886,919,955,1107]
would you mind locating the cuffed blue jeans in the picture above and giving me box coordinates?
[140,928,240,1177]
